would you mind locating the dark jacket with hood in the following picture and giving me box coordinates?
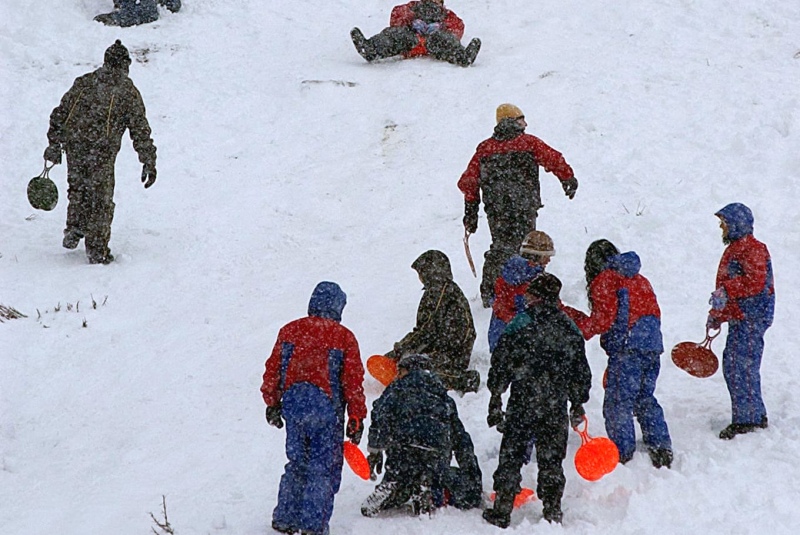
[261,282,367,421]
[47,62,156,168]
[392,250,476,381]
[711,203,774,326]
[458,119,574,219]
[564,251,663,356]
[488,300,591,422]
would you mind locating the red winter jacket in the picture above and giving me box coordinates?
[261,316,367,420]
[458,133,574,203]
[711,234,774,323]
[390,1,465,58]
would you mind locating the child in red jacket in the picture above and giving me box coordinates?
[350,0,480,67]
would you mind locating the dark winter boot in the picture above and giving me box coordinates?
[62,229,83,249]
[350,27,376,61]
[408,484,434,516]
[361,481,397,517]
[648,448,673,469]
[719,416,768,440]
[542,502,563,524]
[483,491,513,528]
[271,521,297,534]
[461,38,481,67]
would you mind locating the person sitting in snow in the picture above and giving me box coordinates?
[385,250,479,393]
[488,230,556,352]
[94,0,181,27]
[361,354,482,517]
[350,0,481,67]
[261,281,367,535]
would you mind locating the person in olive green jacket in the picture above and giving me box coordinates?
[44,40,157,265]
[387,250,479,393]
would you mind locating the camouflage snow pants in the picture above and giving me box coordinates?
[65,153,116,263]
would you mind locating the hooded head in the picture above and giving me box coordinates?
[716,203,754,243]
[307,281,347,322]
[606,251,642,278]
[526,273,562,305]
[411,250,453,287]
[397,353,432,373]
[104,39,132,71]
[501,255,539,285]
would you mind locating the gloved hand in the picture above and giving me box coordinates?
[709,287,727,310]
[561,177,578,199]
[706,314,722,331]
[141,162,157,189]
[346,417,364,445]
[265,405,284,429]
[569,404,585,429]
[367,450,383,481]
[426,22,442,34]
[411,19,427,33]
[487,393,505,432]
[463,200,479,234]
[43,144,62,165]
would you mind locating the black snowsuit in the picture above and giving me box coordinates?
[389,250,477,391]
[46,65,156,263]
[95,0,181,27]
[362,368,482,516]
[487,301,591,520]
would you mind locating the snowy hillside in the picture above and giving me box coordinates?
[1,0,800,533]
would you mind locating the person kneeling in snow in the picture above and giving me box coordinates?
[362,354,482,517]
[385,250,479,394]
[94,0,181,27]
[350,0,481,67]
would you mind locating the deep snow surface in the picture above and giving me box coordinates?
[2,1,800,534]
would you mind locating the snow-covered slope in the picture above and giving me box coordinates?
[1,1,799,533]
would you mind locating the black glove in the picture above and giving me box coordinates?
[569,404,585,429]
[561,177,578,199]
[141,163,157,189]
[487,393,505,432]
[265,405,284,429]
[463,200,479,234]
[706,314,722,331]
[367,450,383,481]
[346,417,364,445]
[43,144,62,165]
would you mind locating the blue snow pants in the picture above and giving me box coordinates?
[603,351,672,461]
[272,383,343,535]
[723,319,768,425]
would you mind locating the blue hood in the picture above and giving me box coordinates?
[501,255,540,285]
[307,281,346,322]
[716,203,754,241]
[607,251,641,278]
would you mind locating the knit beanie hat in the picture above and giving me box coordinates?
[104,40,131,69]
[520,230,555,257]
[496,103,524,124]
[526,273,562,304]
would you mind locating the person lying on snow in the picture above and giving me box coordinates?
[350,0,481,67]
[361,354,482,518]
[94,0,180,27]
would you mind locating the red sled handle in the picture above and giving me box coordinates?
[572,415,592,445]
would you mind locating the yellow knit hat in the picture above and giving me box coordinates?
[496,103,524,123]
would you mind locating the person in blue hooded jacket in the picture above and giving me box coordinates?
[562,239,672,468]
[707,203,774,440]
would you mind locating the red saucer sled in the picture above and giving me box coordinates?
[671,328,720,378]
[343,441,371,480]
[366,355,398,387]
[490,487,535,508]
[573,416,619,482]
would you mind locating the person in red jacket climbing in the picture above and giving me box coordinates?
[261,281,367,535]
[350,0,481,67]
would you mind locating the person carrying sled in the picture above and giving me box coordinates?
[385,250,479,393]
[484,274,591,527]
[488,230,555,352]
[43,40,157,265]
[261,282,367,535]
[350,0,481,67]
[458,104,578,307]
[707,203,774,440]
[361,353,482,517]
[561,240,673,468]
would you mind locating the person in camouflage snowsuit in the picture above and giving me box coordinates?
[44,40,157,265]
[484,274,591,527]
[94,0,181,27]
[458,103,577,307]
[386,250,479,393]
[361,354,482,517]
[350,0,481,67]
